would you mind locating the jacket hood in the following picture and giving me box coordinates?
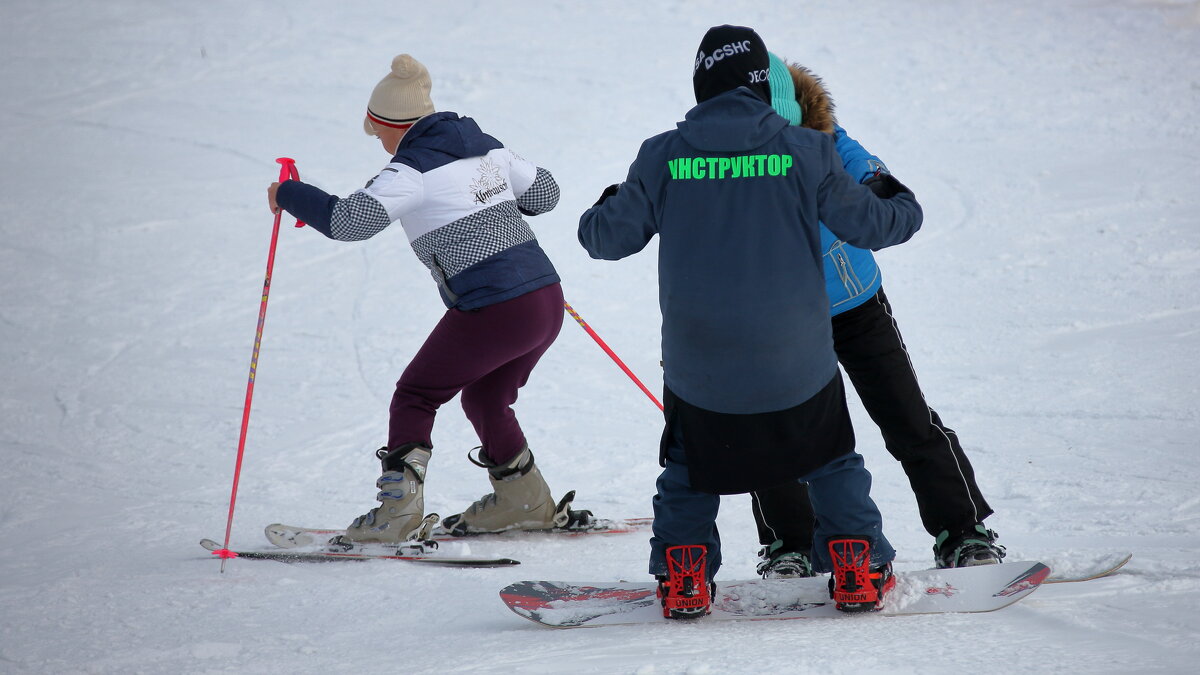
[789,64,837,135]
[395,111,502,160]
[677,88,789,152]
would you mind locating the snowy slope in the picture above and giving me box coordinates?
[1,0,1198,672]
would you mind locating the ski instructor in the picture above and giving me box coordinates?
[577,25,924,616]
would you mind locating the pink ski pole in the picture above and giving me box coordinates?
[563,301,663,411]
[214,157,303,571]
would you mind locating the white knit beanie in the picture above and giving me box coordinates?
[363,54,435,135]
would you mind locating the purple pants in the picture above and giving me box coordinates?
[388,283,564,464]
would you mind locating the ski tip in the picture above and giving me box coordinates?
[200,538,239,558]
[1044,552,1133,584]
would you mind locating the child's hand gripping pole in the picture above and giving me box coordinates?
[270,158,306,228]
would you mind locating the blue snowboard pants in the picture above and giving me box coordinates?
[649,421,895,579]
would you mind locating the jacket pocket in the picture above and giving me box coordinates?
[429,254,460,305]
[830,244,863,298]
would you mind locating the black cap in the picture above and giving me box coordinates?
[692,25,770,104]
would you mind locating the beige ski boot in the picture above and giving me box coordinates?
[441,446,566,535]
[341,444,431,544]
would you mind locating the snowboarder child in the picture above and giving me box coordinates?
[267,53,567,544]
[577,25,924,617]
[750,53,1005,579]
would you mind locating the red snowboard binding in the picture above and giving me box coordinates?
[657,544,713,620]
[828,536,895,613]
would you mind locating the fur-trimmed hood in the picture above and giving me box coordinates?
[787,63,837,135]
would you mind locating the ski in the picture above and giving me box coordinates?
[265,516,653,549]
[499,561,1051,628]
[200,538,519,567]
[264,491,652,549]
[1041,552,1132,584]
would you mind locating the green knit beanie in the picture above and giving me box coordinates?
[768,52,802,126]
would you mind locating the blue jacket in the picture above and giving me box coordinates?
[578,89,922,414]
[823,126,888,314]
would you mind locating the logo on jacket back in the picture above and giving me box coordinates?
[470,158,508,205]
[668,154,794,180]
[694,40,754,73]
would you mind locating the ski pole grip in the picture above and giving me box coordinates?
[274,157,306,228]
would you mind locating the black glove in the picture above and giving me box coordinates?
[593,183,620,206]
[862,173,912,200]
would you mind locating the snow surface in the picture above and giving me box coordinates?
[2,1,1198,673]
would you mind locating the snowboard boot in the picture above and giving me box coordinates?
[341,444,431,544]
[440,446,562,535]
[934,523,1007,568]
[657,544,714,620]
[828,536,895,613]
[756,540,816,579]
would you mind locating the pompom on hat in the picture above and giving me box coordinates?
[363,54,435,136]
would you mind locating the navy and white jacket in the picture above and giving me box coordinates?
[276,112,561,310]
[578,88,922,415]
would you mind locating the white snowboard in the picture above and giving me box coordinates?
[500,560,1051,628]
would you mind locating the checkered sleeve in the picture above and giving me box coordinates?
[329,191,393,241]
[515,167,560,216]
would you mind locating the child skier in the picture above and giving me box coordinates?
[267,53,567,544]
[577,26,923,617]
[751,54,1005,578]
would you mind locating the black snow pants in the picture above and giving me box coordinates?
[752,288,993,553]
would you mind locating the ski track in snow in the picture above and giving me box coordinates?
[1,1,1198,673]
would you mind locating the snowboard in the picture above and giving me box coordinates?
[499,560,1050,628]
